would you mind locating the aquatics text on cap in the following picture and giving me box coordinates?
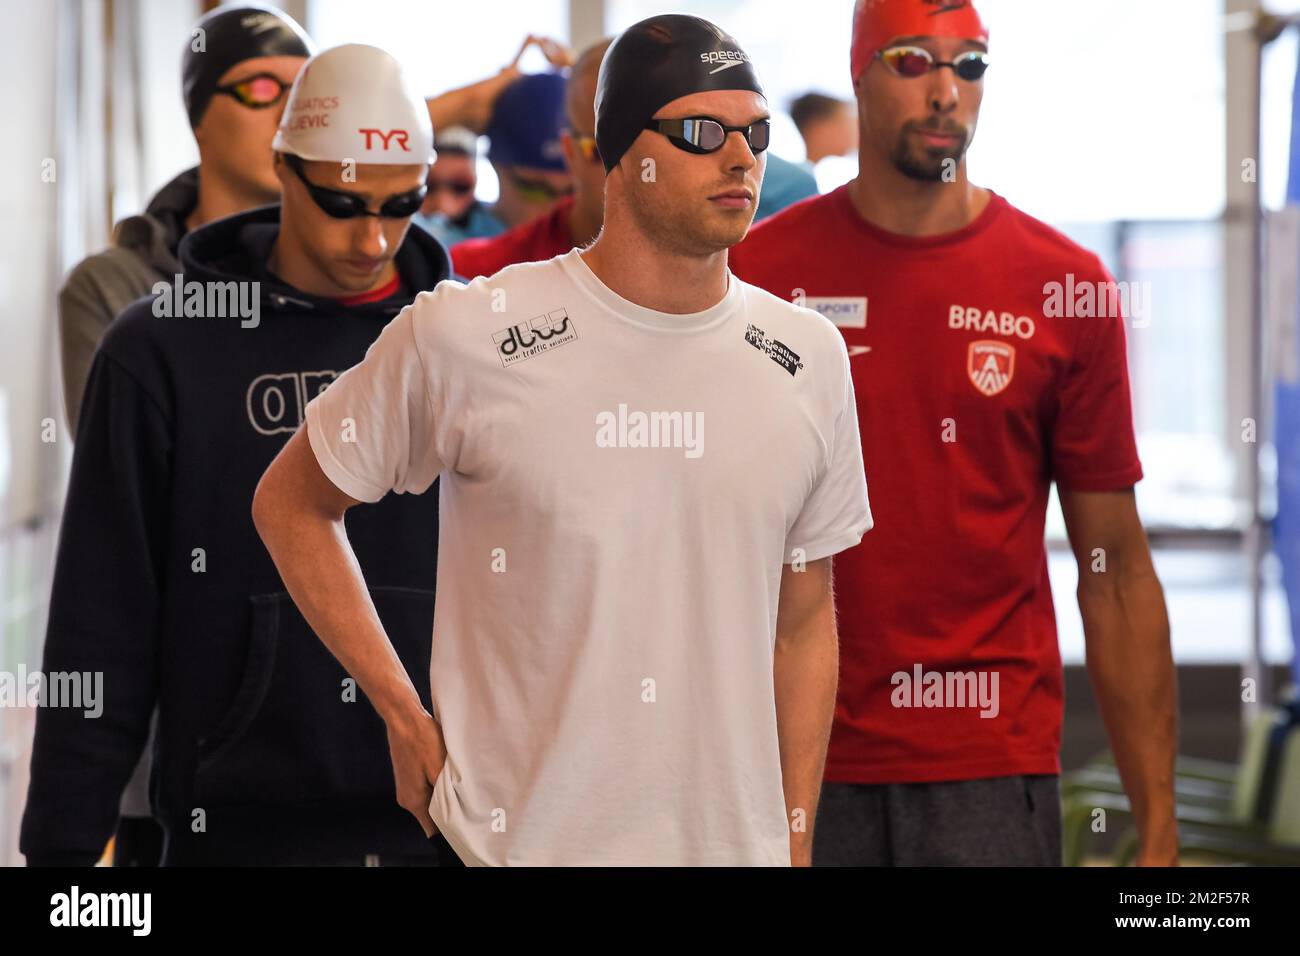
[272,44,435,165]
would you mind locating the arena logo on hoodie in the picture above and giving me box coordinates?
[151,274,260,328]
[247,370,337,435]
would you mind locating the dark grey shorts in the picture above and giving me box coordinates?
[813,773,1063,866]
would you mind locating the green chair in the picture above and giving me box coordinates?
[1061,708,1279,865]
[1111,731,1300,865]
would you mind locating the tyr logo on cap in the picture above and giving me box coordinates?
[359,128,411,151]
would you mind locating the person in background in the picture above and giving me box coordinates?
[450,38,611,280]
[729,0,1176,866]
[21,43,455,868]
[426,71,573,247]
[59,3,313,436]
[414,126,480,235]
[789,91,859,167]
[753,150,819,221]
[51,3,313,867]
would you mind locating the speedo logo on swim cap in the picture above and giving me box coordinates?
[700,50,750,73]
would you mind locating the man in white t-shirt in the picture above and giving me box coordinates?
[252,14,871,866]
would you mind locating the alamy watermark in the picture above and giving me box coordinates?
[0,667,102,717]
[152,274,260,328]
[890,663,1000,718]
[595,404,704,459]
[1042,273,1151,329]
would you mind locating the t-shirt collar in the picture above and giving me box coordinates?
[836,184,1006,250]
[559,247,740,334]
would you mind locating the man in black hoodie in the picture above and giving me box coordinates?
[54,3,314,868]
[21,43,453,866]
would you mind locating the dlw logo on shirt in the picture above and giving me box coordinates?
[492,309,578,366]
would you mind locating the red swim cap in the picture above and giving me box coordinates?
[850,0,989,82]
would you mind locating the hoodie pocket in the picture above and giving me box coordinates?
[192,586,435,808]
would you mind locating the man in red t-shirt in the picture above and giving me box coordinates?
[730,0,1177,866]
[451,39,612,280]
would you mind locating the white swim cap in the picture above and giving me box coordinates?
[272,43,434,165]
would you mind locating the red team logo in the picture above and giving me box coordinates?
[967,340,1015,396]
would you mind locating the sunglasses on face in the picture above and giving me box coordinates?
[876,46,991,81]
[504,169,573,203]
[284,153,427,219]
[428,177,476,197]
[645,117,771,155]
[213,72,291,109]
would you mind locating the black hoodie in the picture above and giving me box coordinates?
[23,206,452,865]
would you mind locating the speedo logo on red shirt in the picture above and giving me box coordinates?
[948,304,1036,340]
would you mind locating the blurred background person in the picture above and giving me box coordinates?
[789,91,859,168]
[415,126,480,235]
[58,3,313,435]
[420,36,574,247]
[450,37,610,279]
[441,70,572,245]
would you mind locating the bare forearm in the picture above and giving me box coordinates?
[1080,570,1177,854]
[773,604,838,865]
[254,503,426,729]
[426,88,482,135]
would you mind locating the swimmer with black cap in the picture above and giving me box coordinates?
[253,12,869,867]
[183,3,316,226]
[585,13,771,288]
[58,5,315,441]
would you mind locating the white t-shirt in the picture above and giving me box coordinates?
[305,248,871,866]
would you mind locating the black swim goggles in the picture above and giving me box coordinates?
[644,116,771,155]
[284,152,428,219]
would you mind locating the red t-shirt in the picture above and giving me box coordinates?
[451,196,576,280]
[729,185,1143,784]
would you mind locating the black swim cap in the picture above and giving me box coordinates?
[182,4,315,128]
[594,14,765,175]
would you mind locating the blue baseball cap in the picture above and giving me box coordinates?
[486,72,569,172]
